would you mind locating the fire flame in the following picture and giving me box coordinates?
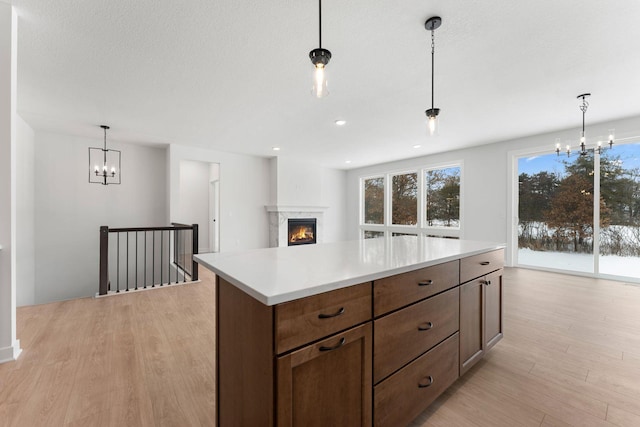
[290,226,314,242]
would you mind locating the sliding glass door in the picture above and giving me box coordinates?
[516,141,640,280]
[598,143,640,277]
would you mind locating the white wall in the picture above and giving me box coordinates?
[177,160,210,252]
[169,144,271,251]
[271,156,348,243]
[0,2,20,363]
[16,115,35,306]
[346,114,640,264]
[34,130,167,303]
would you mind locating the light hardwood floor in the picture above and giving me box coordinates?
[2,267,640,426]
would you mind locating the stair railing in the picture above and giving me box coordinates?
[99,224,199,296]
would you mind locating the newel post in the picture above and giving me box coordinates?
[191,224,199,281]
[99,226,109,295]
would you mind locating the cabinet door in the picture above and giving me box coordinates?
[459,278,484,375]
[484,270,503,351]
[276,323,372,427]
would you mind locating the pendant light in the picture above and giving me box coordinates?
[425,16,442,136]
[309,0,331,98]
[89,125,121,185]
[555,94,614,157]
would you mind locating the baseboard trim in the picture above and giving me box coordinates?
[0,339,22,364]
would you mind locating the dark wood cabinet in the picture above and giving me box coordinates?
[484,270,504,351]
[374,333,459,427]
[215,247,504,427]
[277,323,372,427]
[459,268,503,375]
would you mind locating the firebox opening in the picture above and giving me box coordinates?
[288,218,317,246]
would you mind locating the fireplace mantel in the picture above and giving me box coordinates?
[265,205,328,213]
[266,206,328,247]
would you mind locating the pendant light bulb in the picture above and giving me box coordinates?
[426,108,440,136]
[312,58,329,98]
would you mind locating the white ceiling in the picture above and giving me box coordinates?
[11,0,640,169]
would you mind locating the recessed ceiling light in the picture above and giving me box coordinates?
[345,160,352,164]
[272,147,281,151]
[413,144,422,149]
[335,120,346,126]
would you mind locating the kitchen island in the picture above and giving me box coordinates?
[195,236,505,427]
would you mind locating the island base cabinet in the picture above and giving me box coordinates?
[459,269,503,375]
[277,323,372,427]
[374,333,459,427]
[485,270,503,351]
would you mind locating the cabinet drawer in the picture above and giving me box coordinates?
[275,283,372,355]
[374,332,459,427]
[373,260,459,317]
[460,249,504,284]
[374,287,459,384]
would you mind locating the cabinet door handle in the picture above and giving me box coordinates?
[418,321,434,331]
[418,279,433,286]
[480,261,491,266]
[318,307,345,319]
[481,279,492,286]
[418,375,434,388]
[319,337,346,352]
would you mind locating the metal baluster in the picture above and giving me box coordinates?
[152,230,155,287]
[160,230,163,286]
[126,232,129,291]
[182,231,187,283]
[135,231,138,290]
[116,232,120,293]
[144,231,147,289]
[167,230,171,285]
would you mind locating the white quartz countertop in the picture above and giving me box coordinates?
[195,236,505,306]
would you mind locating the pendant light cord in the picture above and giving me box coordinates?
[431,28,435,110]
[318,0,322,49]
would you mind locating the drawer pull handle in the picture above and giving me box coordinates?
[319,337,345,352]
[418,375,434,388]
[480,261,491,266]
[418,321,434,331]
[318,307,345,319]
[418,280,433,286]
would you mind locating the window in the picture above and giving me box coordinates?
[515,142,640,280]
[425,167,460,228]
[363,177,384,224]
[391,172,418,225]
[363,230,384,239]
[360,164,462,239]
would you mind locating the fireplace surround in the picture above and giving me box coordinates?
[266,205,327,247]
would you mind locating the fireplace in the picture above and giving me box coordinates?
[288,218,317,246]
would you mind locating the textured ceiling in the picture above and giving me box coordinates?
[11,0,640,169]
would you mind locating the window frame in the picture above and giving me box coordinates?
[359,161,463,239]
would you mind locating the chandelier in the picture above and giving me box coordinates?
[89,125,121,185]
[555,94,615,157]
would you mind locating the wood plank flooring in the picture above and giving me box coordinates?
[0,269,216,427]
[1,267,640,426]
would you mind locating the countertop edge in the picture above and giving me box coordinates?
[195,243,505,306]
